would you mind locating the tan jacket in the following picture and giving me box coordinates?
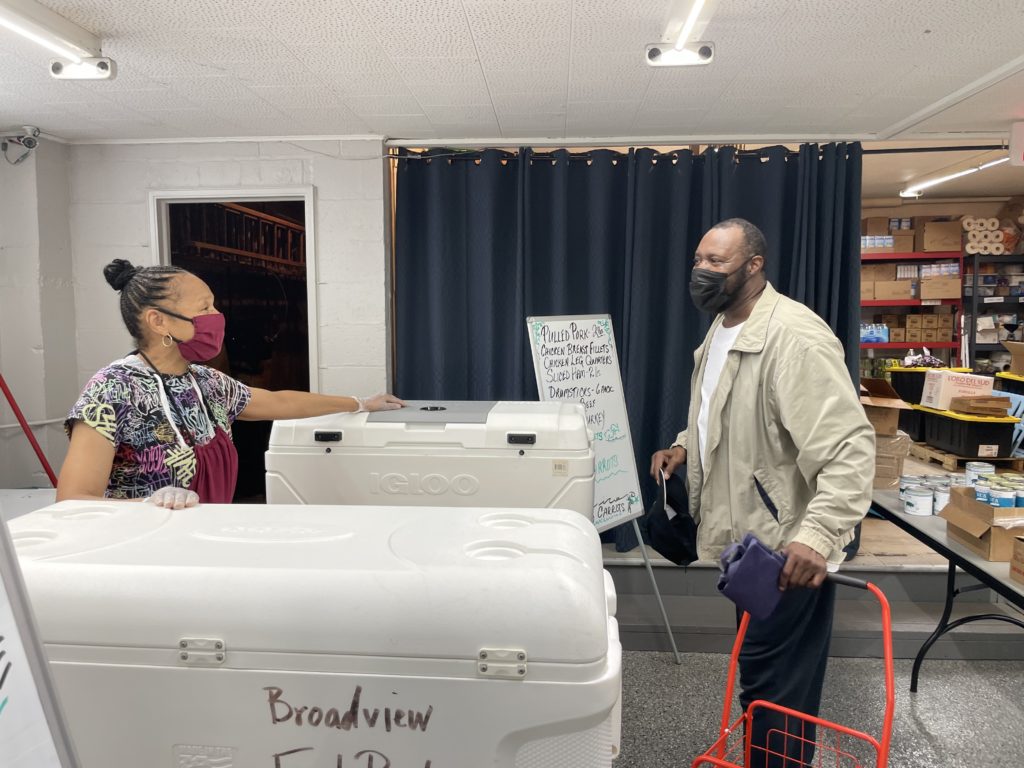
[674,283,875,565]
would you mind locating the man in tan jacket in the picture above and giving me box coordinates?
[651,218,874,767]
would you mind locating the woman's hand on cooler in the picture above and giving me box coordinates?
[146,486,200,509]
[354,393,406,412]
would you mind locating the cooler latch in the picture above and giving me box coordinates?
[477,648,527,679]
[177,638,227,666]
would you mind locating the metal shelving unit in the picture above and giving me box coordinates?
[966,253,1024,364]
[861,250,964,365]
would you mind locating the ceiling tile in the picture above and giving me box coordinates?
[347,0,478,59]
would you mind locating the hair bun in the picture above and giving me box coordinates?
[103,259,139,291]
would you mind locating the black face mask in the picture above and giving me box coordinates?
[689,259,752,315]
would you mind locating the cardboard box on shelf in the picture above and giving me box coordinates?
[940,487,1024,562]
[1011,537,1024,586]
[918,220,964,252]
[892,233,915,252]
[977,328,999,344]
[860,378,911,436]
[882,314,901,326]
[861,281,874,300]
[862,217,890,236]
[919,276,962,300]
[889,328,906,343]
[922,329,939,343]
[874,280,915,301]
[919,370,994,410]
[921,315,939,329]
[938,315,956,330]
[861,264,897,282]
[906,315,923,330]
[907,329,924,342]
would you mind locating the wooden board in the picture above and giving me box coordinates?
[909,442,1024,472]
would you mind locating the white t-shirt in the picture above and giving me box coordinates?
[698,321,745,468]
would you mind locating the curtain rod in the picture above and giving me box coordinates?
[393,146,831,162]
[862,145,1005,155]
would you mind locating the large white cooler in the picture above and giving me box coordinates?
[10,500,621,767]
[266,401,596,520]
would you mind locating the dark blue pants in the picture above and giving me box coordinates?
[737,580,836,768]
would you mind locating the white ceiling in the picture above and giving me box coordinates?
[1,0,1024,198]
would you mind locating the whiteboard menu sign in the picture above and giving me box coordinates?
[527,314,644,532]
[0,521,79,768]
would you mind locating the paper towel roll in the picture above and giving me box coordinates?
[966,242,981,254]
[968,230,983,243]
[962,216,976,231]
[987,217,1000,230]
[991,242,1006,255]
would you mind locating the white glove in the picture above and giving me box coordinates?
[354,393,405,412]
[146,486,200,509]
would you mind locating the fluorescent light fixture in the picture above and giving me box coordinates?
[50,57,115,80]
[674,0,707,50]
[899,156,1010,198]
[646,0,718,67]
[0,0,101,64]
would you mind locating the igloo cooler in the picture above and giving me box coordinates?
[10,500,621,767]
[266,400,596,520]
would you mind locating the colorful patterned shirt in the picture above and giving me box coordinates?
[65,355,252,499]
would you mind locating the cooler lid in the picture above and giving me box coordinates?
[368,400,496,423]
[268,400,591,451]
[11,502,608,664]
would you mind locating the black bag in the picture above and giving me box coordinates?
[646,470,699,566]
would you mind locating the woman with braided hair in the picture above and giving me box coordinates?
[57,259,404,508]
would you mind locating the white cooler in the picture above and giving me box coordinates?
[266,401,596,520]
[11,500,622,767]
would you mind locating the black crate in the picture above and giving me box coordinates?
[922,410,1015,458]
[995,374,1024,396]
[889,367,973,405]
[889,370,928,404]
[898,408,925,442]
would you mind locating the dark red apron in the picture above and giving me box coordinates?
[188,427,239,503]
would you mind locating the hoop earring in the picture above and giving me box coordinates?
[162,333,174,347]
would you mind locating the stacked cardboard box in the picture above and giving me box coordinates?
[860,216,964,253]
[861,218,915,253]
[941,487,1024,561]
[919,370,994,410]
[860,378,911,436]
[873,312,955,343]
[1011,536,1024,586]
[874,431,911,490]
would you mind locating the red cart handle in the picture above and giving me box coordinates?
[715,573,895,768]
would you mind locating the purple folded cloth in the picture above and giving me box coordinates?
[717,533,787,620]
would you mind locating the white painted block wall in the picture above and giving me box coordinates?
[0,137,391,488]
[0,140,77,488]
[67,137,390,395]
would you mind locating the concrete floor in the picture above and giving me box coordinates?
[619,650,1024,767]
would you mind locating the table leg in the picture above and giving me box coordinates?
[911,561,1024,692]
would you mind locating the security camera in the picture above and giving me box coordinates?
[648,47,662,62]
[21,126,39,150]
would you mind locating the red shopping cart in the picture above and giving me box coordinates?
[692,573,894,768]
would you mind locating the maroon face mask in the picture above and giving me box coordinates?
[157,307,226,362]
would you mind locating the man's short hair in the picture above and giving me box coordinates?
[712,218,767,262]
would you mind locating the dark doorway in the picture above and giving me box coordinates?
[168,200,309,502]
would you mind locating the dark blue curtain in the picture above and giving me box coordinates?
[395,144,862,550]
